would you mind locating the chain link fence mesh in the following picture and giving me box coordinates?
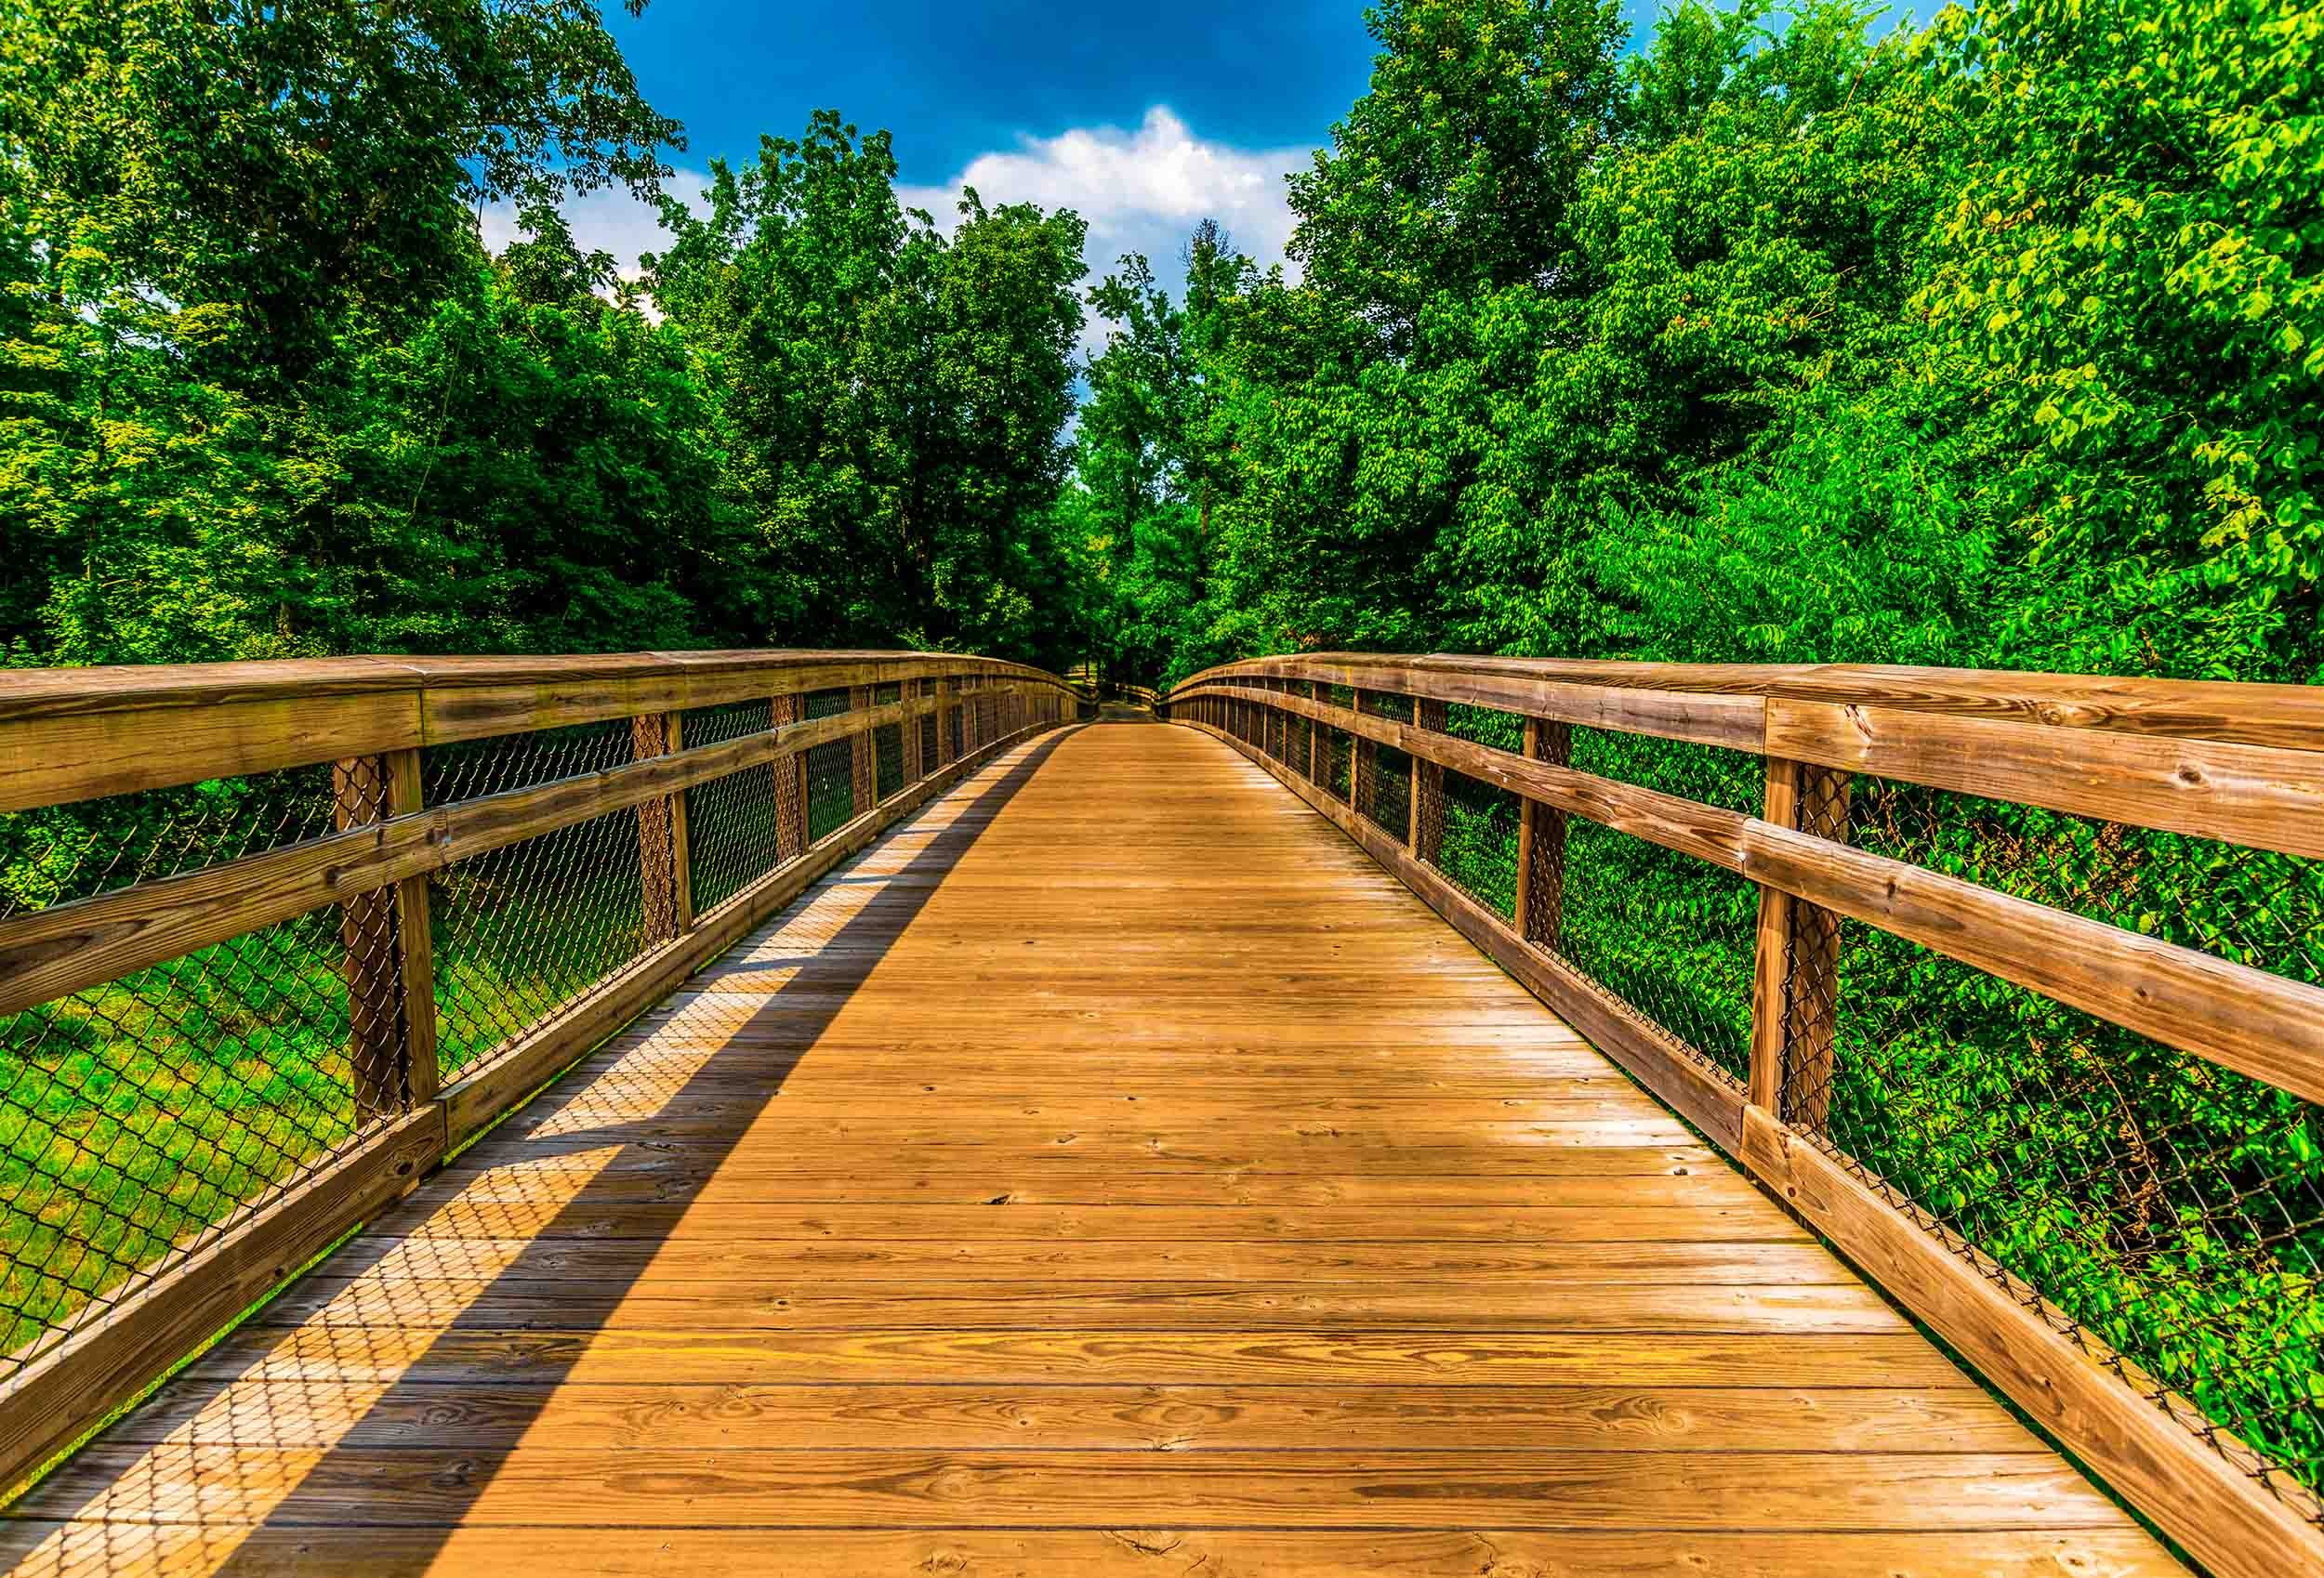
[425,721,654,1080]
[1782,778,2324,1519]
[874,682,905,804]
[1199,677,2323,1525]
[0,664,1061,1412]
[1,767,382,1383]
[679,699,780,918]
[801,689,858,844]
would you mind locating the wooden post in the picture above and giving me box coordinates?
[904,685,924,783]
[849,685,874,815]
[1512,719,1571,953]
[385,748,438,1104]
[936,679,957,769]
[631,713,686,945]
[1350,690,1371,814]
[332,756,407,1126]
[770,693,808,861]
[1412,697,1446,860]
[1750,756,1851,1125]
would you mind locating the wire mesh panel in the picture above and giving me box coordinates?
[424,721,653,1080]
[1547,730,1762,1085]
[798,688,857,844]
[874,683,905,803]
[1356,692,1413,842]
[1409,703,1513,916]
[1785,777,2324,1517]
[0,767,382,1382]
[1322,687,1353,799]
[680,698,781,917]
[918,681,941,777]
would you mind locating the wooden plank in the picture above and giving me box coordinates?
[248,1280,1908,1335]
[216,1237,1859,1287]
[0,669,426,813]
[1746,756,1849,1124]
[1173,652,2324,752]
[94,1379,2039,1453]
[1740,1106,2324,1578]
[329,755,404,1124]
[0,1525,2185,1578]
[0,1108,442,1498]
[1515,717,1570,948]
[7,1445,2116,1531]
[1412,696,1445,858]
[0,651,1079,810]
[630,713,682,945]
[848,683,874,816]
[1767,696,2324,861]
[1179,658,1767,753]
[177,1324,1984,1388]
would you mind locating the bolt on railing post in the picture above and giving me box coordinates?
[1512,719,1570,953]
[1749,756,1851,1124]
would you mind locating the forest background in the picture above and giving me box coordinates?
[6,0,2317,693]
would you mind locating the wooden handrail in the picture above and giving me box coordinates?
[0,650,1078,1496]
[1166,653,2324,1578]
[0,650,1080,813]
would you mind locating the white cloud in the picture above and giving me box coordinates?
[478,168,717,284]
[898,107,1310,362]
[483,111,1309,362]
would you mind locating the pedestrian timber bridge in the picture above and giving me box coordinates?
[0,652,2318,1577]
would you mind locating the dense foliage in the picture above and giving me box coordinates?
[1073,0,2321,690]
[0,0,1090,670]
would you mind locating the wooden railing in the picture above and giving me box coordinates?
[0,651,1080,1493]
[1167,654,2324,1578]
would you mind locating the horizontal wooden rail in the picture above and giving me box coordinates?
[1180,655,2324,858]
[1184,678,2324,1106]
[1188,651,2324,749]
[0,650,1076,1498]
[0,693,944,1016]
[1168,654,2324,1578]
[0,651,1080,812]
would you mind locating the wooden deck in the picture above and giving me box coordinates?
[3,718,2180,1576]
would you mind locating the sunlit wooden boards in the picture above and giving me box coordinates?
[1,720,2182,1577]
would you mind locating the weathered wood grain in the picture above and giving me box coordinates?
[7,719,2178,1578]
[0,651,1081,810]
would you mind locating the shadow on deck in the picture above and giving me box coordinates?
[1,720,2180,1576]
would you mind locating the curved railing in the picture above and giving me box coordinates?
[1167,653,2324,1578]
[0,650,1081,1491]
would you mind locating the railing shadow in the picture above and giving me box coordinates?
[0,729,1075,1577]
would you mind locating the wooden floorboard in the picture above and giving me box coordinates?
[1,718,2182,1576]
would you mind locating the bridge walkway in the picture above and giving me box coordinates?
[3,719,2175,1575]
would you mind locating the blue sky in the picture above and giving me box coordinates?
[605,1,1381,191]
[517,1,1918,335]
